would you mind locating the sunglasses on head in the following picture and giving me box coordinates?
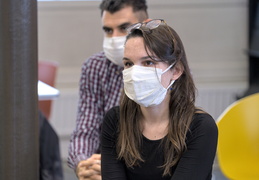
[126,19,166,34]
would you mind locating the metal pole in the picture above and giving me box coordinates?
[0,0,39,179]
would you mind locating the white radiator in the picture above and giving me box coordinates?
[50,90,79,137]
[196,86,245,120]
[49,90,79,159]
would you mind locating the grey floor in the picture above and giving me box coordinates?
[62,157,229,180]
[63,161,77,180]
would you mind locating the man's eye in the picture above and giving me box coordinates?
[120,26,127,33]
[103,28,113,35]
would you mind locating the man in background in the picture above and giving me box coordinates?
[68,0,149,179]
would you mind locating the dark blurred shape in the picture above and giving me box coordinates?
[39,111,63,180]
[242,0,259,98]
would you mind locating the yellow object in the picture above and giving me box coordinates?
[217,93,259,180]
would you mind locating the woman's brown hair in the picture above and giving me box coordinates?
[117,22,196,176]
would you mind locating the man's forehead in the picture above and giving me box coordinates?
[101,7,139,27]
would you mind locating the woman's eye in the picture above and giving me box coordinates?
[144,61,155,66]
[124,62,133,68]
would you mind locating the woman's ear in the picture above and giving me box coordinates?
[172,62,183,80]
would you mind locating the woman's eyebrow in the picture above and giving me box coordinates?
[140,56,151,60]
[140,56,159,61]
[123,57,130,61]
[123,56,159,61]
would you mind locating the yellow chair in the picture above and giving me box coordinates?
[216,92,259,180]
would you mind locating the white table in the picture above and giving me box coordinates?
[38,80,60,100]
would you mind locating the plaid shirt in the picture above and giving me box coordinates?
[68,51,123,169]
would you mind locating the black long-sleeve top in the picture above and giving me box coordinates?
[101,106,218,180]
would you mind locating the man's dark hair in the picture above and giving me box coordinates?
[99,0,148,17]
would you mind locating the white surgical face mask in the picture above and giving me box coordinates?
[123,64,175,107]
[103,36,126,67]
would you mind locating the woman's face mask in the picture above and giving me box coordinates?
[103,36,126,67]
[123,64,175,107]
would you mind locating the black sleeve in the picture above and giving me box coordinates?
[171,113,218,180]
[101,106,128,180]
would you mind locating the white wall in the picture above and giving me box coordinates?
[38,0,248,88]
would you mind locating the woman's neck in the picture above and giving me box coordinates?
[140,100,170,140]
[140,94,170,123]
[141,105,169,123]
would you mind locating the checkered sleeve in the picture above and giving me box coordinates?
[67,52,123,169]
